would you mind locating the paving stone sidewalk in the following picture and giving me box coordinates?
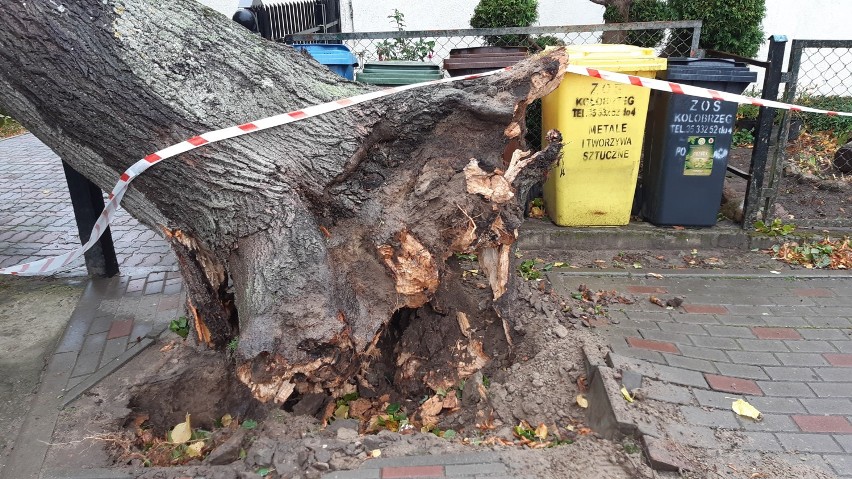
[0,133,175,275]
[551,273,852,478]
[322,452,510,479]
[2,272,186,479]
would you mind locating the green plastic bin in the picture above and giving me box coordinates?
[357,61,443,86]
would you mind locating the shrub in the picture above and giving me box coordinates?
[470,0,539,46]
[375,9,435,61]
[795,95,852,133]
[668,0,766,57]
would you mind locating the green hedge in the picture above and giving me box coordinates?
[796,95,852,133]
[669,0,766,58]
[470,0,538,46]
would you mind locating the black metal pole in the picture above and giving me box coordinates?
[61,161,119,277]
[743,35,788,227]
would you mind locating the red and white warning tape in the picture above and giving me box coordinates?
[2,63,850,276]
[565,65,852,117]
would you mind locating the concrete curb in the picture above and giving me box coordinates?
[581,345,639,441]
[59,327,166,409]
[41,469,140,479]
[550,268,852,280]
[518,220,852,253]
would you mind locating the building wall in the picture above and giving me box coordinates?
[345,1,604,31]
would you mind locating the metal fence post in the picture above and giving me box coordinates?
[61,161,119,277]
[743,35,788,227]
[690,23,702,56]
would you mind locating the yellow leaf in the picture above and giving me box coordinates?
[186,440,204,458]
[370,449,381,458]
[534,423,548,440]
[170,414,192,444]
[576,394,588,409]
[620,387,634,403]
[221,414,233,428]
[335,404,349,419]
[553,262,565,267]
[732,399,762,421]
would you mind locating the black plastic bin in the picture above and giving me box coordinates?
[641,58,756,226]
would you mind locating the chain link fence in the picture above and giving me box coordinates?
[287,21,702,150]
[785,41,852,136]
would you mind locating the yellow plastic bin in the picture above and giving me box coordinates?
[542,45,666,226]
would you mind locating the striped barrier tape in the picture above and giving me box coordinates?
[2,62,851,276]
[564,65,852,117]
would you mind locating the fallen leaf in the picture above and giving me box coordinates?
[335,404,349,419]
[535,423,548,440]
[620,387,634,403]
[732,399,762,421]
[221,414,233,428]
[475,409,496,430]
[576,375,588,393]
[159,341,175,352]
[576,394,588,408]
[565,424,575,432]
[646,272,664,279]
[349,398,372,419]
[186,440,204,458]
[529,205,545,218]
[132,413,149,430]
[649,296,666,307]
[553,262,566,267]
[370,449,381,458]
[170,414,192,444]
[632,262,643,269]
[770,270,780,274]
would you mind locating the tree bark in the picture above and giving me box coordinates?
[0,0,566,403]
[590,0,633,44]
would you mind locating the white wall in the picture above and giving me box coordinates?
[200,0,238,17]
[198,0,852,72]
[346,0,604,31]
[195,0,606,29]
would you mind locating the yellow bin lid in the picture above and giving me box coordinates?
[547,44,667,73]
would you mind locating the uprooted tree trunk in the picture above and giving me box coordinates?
[0,1,566,404]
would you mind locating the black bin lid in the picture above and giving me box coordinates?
[663,57,757,83]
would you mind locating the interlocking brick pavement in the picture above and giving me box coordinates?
[322,452,509,479]
[3,271,186,479]
[0,133,176,275]
[552,273,852,478]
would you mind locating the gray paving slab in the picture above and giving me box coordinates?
[592,273,852,476]
[715,363,769,380]
[737,432,784,451]
[0,133,177,275]
[776,433,844,454]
